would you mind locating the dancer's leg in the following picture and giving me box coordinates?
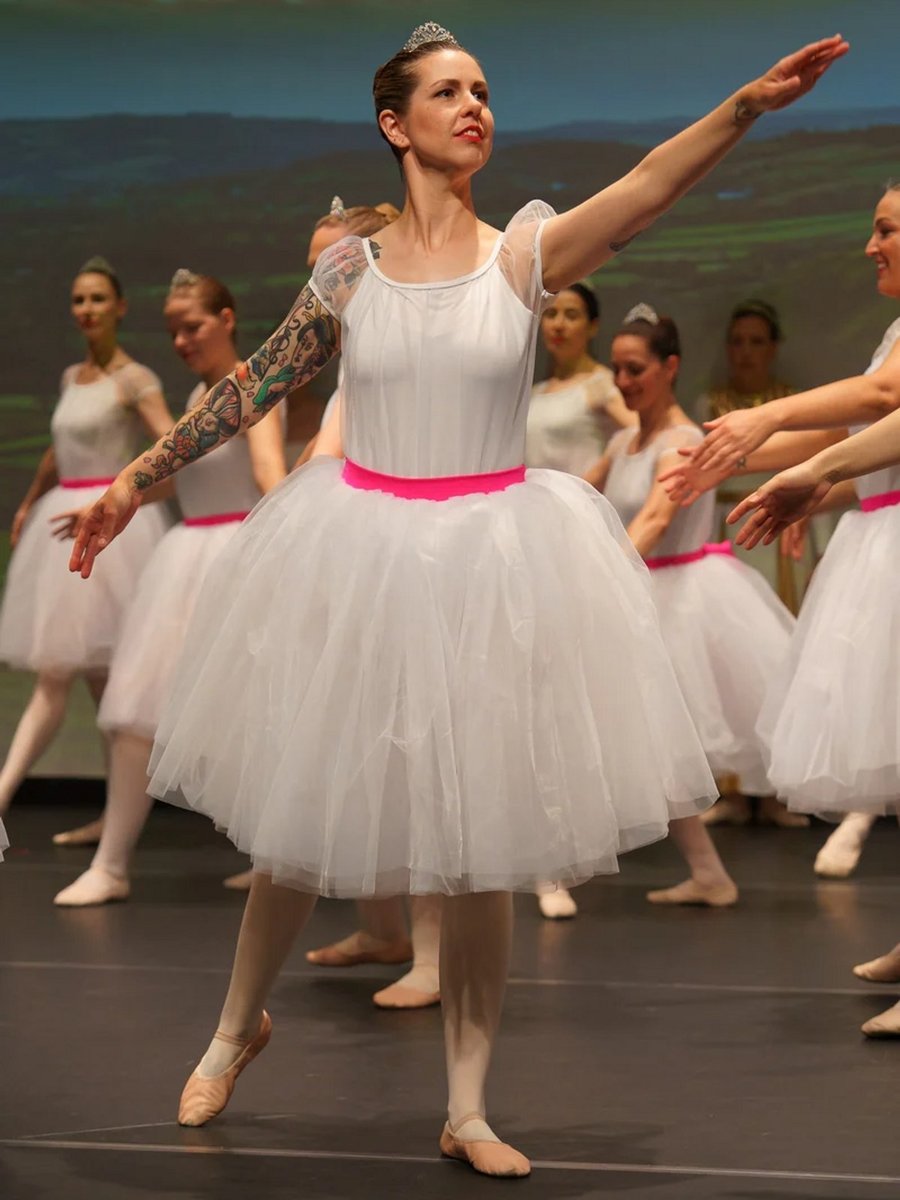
[374,894,442,1008]
[439,891,529,1176]
[305,896,412,966]
[198,872,318,1076]
[54,732,154,906]
[53,670,109,845]
[647,816,738,907]
[815,812,877,878]
[0,672,73,813]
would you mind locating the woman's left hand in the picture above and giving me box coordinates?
[738,36,849,117]
[693,406,779,473]
[49,507,87,541]
[658,454,731,506]
[727,463,832,549]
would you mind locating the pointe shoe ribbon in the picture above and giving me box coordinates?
[440,1115,531,1178]
[177,1011,272,1127]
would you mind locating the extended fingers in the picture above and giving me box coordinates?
[726,492,763,525]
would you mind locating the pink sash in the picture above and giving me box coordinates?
[341,459,526,501]
[59,477,116,489]
[860,490,900,514]
[646,540,735,571]
[183,512,249,528]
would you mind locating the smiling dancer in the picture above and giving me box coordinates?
[52,270,286,906]
[67,24,845,1177]
[0,258,173,825]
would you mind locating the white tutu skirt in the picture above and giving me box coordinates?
[149,459,716,897]
[99,522,243,739]
[759,507,900,815]
[0,485,171,674]
[650,556,794,795]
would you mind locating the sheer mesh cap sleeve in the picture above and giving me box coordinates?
[498,200,558,316]
[606,427,637,460]
[654,424,704,464]
[117,362,164,408]
[308,236,369,321]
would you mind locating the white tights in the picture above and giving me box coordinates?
[199,878,513,1135]
[0,670,106,814]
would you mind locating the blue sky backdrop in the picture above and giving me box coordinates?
[1,0,895,127]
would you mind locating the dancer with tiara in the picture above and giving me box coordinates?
[661,187,900,893]
[68,24,845,1177]
[583,304,795,906]
[0,257,173,826]
[51,270,286,906]
[527,279,635,919]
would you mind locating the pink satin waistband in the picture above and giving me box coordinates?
[860,490,900,513]
[59,476,116,489]
[341,459,527,501]
[646,540,735,571]
[183,512,249,528]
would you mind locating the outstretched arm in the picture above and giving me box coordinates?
[691,339,900,472]
[540,36,848,290]
[11,447,58,547]
[70,286,341,576]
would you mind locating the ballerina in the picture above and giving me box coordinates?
[0,257,173,825]
[67,24,846,1177]
[583,304,797,904]
[52,270,286,906]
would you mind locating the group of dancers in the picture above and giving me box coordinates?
[0,21,895,1181]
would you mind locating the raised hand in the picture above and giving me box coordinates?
[727,463,832,550]
[736,35,849,119]
[68,477,142,579]
[658,452,731,507]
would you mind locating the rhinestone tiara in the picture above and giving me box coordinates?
[330,195,347,221]
[623,303,660,326]
[401,22,458,53]
[169,268,201,291]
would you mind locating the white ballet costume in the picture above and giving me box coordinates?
[759,318,900,815]
[604,425,795,794]
[98,384,266,739]
[147,202,716,897]
[0,364,171,673]
[526,367,622,473]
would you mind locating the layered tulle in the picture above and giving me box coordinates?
[0,485,171,673]
[99,521,245,739]
[650,556,795,795]
[758,507,900,814]
[149,459,716,897]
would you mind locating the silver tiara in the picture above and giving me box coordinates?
[330,195,346,221]
[169,268,200,291]
[402,22,458,53]
[624,303,659,326]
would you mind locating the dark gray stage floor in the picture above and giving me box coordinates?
[1,800,897,1199]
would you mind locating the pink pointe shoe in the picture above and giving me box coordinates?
[177,1011,272,1127]
[439,1114,531,1178]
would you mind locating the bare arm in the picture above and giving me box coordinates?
[11,446,58,547]
[312,392,343,460]
[627,476,682,559]
[692,340,900,472]
[247,406,288,493]
[540,37,848,289]
[581,450,612,492]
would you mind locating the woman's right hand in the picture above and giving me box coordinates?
[69,475,142,578]
[727,462,832,549]
[10,501,32,549]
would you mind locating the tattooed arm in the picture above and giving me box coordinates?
[540,36,847,290]
[69,286,341,576]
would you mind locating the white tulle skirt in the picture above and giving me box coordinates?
[0,485,171,674]
[650,555,795,795]
[759,507,900,815]
[148,459,716,897]
[99,521,244,739]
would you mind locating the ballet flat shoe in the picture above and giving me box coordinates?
[372,982,441,1009]
[853,958,900,984]
[52,818,105,847]
[861,1008,900,1038]
[222,870,254,891]
[177,1011,272,1127]
[305,938,413,968]
[646,879,738,908]
[440,1120,531,1178]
